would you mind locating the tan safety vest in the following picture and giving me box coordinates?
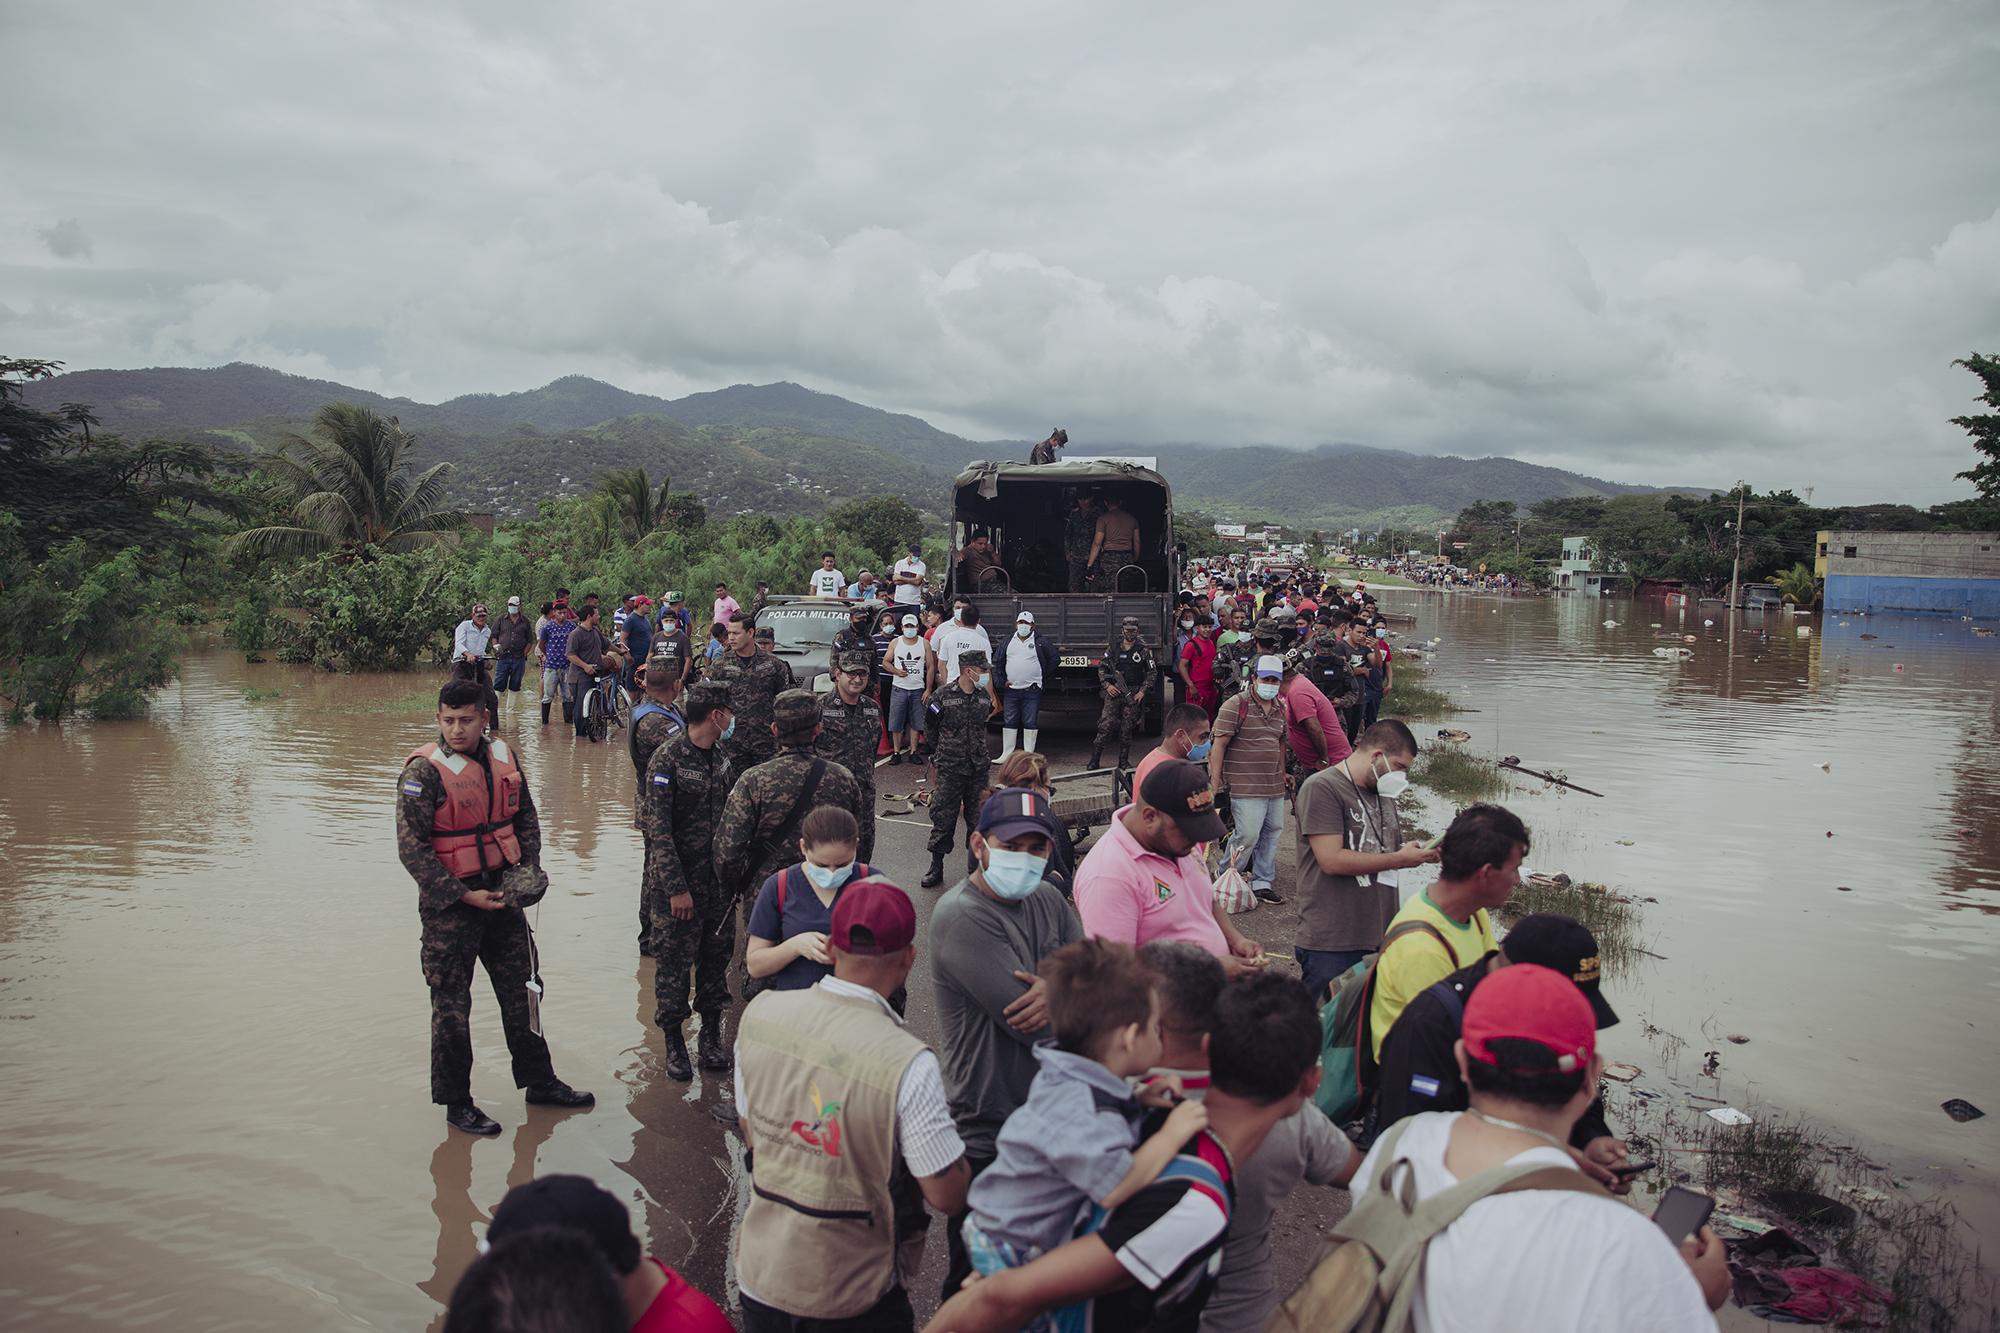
[736,985,929,1318]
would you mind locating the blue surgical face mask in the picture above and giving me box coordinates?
[802,859,855,891]
[1186,738,1213,762]
[974,672,991,690]
[720,717,736,742]
[982,848,1048,900]
[1255,682,1281,701]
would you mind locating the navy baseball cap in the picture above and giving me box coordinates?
[979,787,1054,842]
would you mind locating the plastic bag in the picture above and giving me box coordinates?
[1215,865,1258,914]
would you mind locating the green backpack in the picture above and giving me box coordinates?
[1313,921,1457,1126]
[1263,1118,1610,1333]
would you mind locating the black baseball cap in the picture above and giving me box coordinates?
[1502,913,1619,1028]
[1138,759,1227,842]
[486,1175,641,1274]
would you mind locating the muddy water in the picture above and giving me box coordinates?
[1383,589,2000,1238]
[2,604,1995,1327]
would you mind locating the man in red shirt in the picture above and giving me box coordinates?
[1280,654,1352,774]
[484,1175,732,1333]
[1176,615,1221,718]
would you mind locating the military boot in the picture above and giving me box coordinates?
[1089,747,1103,769]
[525,1080,595,1109]
[445,1102,501,1136]
[919,854,946,889]
[697,1012,730,1071]
[662,1030,693,1082]
[540,700,551,725]
[1118,744,1132,770]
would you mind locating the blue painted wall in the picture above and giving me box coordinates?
[1824,574,2000,620]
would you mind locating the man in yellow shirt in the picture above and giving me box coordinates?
[1368,803,1528,1059]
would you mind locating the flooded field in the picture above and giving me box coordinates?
[1,597,1995,1328]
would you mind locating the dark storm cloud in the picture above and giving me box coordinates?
[2,1,1996,503]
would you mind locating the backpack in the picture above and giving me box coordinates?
[1264,1118,1610,1333]
[1313,922,1457,1126]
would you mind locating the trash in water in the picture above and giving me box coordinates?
[1706,1107,1754,1126]
[1860,633,1878,640]
[1684,634,1699,643]
[1615,838,1635,846]
[1817,761,1830,771]
[1602,1062,1643,1083]
[1712,1210,1778,1236]
[1942,1098,1985,1122]
[1702,1051,1722,1077]
[1825,830,1835,837]
[1835,885,1852,892]
[1603,620,1619,628]
[1651,646,1693,659]
[1893,663,1905,672]
[1434,728,1471,743]
[1797,626,1812,637]
[1703,619,1715,627]
[1650,623,1662,629]
[1838,1184,1894,1213]
[1726,1033,1750,1044]
[1628,1087,1664,1102]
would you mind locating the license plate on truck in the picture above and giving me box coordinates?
[1059,655,1094,668]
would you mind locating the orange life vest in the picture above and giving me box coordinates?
[408,737,524,880]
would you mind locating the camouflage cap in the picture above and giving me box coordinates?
[957,648,990,670]
[834,649,873,674]
[753,624,776,641]
[1120,615,1141,629]
[774,689,820,730]
[1252,617,1285,639]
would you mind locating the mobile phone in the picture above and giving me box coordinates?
[1650,1186,1714,1248]
[1610,1159,1657,1178]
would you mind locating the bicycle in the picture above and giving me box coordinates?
[578,666,630,742]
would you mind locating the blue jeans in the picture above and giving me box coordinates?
[1297,947,1369,1005]
[1003,685,1042,728]
[1226,794,1283,888]
[889,687,926,734]
[1363,688,1383,729]
[493,656,526,692]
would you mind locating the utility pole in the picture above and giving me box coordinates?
[1726,485,1746,610]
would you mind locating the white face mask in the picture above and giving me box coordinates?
[1180,619,1195,631]
[1372,754,1411,798]
[1016,625,1032,638]
[901,625,918,639]
[1254,682,1280,701]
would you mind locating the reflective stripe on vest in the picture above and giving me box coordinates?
[409,738,524,880]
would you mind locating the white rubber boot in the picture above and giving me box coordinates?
[999,729,1017,759]
[1023,728,1039,753]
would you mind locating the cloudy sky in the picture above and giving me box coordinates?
[4,2,1997,502]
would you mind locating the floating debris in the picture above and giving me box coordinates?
[1942,1098,1985,1122]
[1860,633,1878,640]
[1602,1062,1644,1083]
[1615,838,1636,846]
[1706,1106,1754,1126]
[1651,646,1694,659]
[1434,727,1472,743]
[1603,619,1619,628]
[1726,1033,1751,1045]
[1836,886,1852,892]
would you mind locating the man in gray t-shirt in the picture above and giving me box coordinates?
[929,787,1085,1298]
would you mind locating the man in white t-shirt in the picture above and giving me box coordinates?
[807,552,846,598]
[891,543,927,606]
[1348,964,1729,1332]
[928,602,992,693]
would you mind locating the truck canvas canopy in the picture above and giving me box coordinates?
[949,458,1175,597]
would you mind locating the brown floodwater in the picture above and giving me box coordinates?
[1,599,1995,1327]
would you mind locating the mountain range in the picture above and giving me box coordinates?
[21,362,1693,530]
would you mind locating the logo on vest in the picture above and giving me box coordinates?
[789,1080,844,1157]
[1154,878,1174,903]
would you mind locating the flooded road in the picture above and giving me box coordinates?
[1,600,1995,1327]
[1382,589,2000,1241]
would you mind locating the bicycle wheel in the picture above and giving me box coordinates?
[607,683,630,730]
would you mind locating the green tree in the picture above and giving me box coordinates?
[828,495,924,565]
[232,402,464,560]
[0,515,185,720]
[1592,494,1688,581]
[1951,353,2000,501]
[276,544,475,671]
[593,467,678,544]
[1773,563,1819,607]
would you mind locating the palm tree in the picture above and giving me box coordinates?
[593,467,674,544]
[1774,562,1819,607]
[231,403,464,559]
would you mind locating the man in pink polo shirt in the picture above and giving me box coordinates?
[1073,759,1265,973]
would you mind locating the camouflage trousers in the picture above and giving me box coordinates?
[855,779,877,864]
[1094,690,1145,763]
[421,902,556,1106]
[1067,554,1092,593]
[648,874,735,1029]
[1089,553,1138,593]
[720,738,775,795]
[928,762,990,859]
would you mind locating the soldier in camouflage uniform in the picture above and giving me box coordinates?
[919,647,995,887]
[709,612,793,788]
[715,690,865,904]
[832,601,885,693]
[639,681,736,1081]
[627,641,688,955]
[1092,615,1157,769]
[1064,490,1098,592]
[396,678,593,1136]
[816,650,883,863]
[1212,606,1256,706]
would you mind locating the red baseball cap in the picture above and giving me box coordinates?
[830,877,917,956]
[1462,963,1596,1073]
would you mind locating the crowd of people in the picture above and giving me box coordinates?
[407,553,1728,1333]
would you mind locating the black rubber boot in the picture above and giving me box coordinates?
[1089,748,1103,769]
[1118,746,1132,769]
[698,1012,730,1071]
[445,1102,501,1136]
[560,699,574,724]
[540,701,551,726]
[919,855,946,889]
[663,1031,693,1082]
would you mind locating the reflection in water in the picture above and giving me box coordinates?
[2,615,1995,1327]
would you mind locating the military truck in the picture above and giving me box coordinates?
[947,459,1181,730]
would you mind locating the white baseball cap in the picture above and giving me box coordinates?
[1016,611,1035,625]
[1254,654,1285,679]
[506,595,520,607]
